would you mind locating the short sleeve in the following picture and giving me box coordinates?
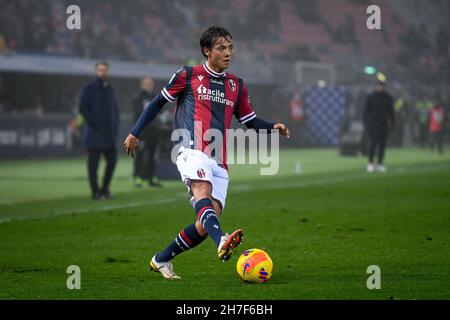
[161,67,187,103]
[234,82,256,124]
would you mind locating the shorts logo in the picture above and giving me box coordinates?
[197,168,206,178]
[228,79,236,92]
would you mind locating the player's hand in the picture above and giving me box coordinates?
[123,133,139,158]
[273,123,291,139]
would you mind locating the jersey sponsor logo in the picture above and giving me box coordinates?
[211,79,224,86]
[197,84,234,107]
[228,79,236,92]
[197,75,204,82]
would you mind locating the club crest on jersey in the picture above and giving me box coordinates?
[197,168,206,178]
[228,79,236,92]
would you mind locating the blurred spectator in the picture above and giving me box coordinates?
[414,98,433,148]
[289,90,306,146]
[428,101,446,154]
[0,33,7,52]
[132,77,162,188]
[79,62,119,200]
[392,96,407,147]
[363,81,395,173]
[33,96,44,117]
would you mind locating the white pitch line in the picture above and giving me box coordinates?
[0,195,185,224]
[1,164,447,224]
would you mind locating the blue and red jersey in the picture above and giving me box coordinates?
[161,62,256,168]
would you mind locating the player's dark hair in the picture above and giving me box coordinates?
[95,61,109,68]
[200,26,233,58]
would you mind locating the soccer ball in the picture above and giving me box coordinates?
[236,248,273,283]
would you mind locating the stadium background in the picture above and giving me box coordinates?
[0,0,449,159]
[0,0,449,300]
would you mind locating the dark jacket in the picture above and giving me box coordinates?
[79,78,119,149]
[364,91,395,132]
[133,90,157,141]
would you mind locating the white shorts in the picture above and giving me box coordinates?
[176,146,229,210]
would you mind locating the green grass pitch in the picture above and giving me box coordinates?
[0,148,449,299]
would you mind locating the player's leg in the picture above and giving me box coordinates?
[149,150,211,278]
[87,148,101,199]
[153,181,214,263]
[150,220,208,279]
[154,187,222,265]
[194,198,222,237]
[150,183,213,279]
[190,166,242,261]
[190,180,226,246]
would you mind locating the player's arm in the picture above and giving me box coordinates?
[245,118,291,138]
[236,81,291,138]
[124,67,187,157]
[124,94,167,157]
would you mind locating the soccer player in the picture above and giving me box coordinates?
[123,26,291,279]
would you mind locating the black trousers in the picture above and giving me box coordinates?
[87,147,117,195]
[368,129,389,164]
[134,138,158,180]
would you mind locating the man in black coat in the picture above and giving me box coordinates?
[79,62,119,199]
[132,77,162,187]
[363,81,395,173]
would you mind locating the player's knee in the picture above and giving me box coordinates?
[195,220,208,237]
[212,200,222,217]
[191,181,212,201]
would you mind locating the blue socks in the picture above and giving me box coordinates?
[195,198,224,247]
[155,223,206,262]
[155,198,224,263]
